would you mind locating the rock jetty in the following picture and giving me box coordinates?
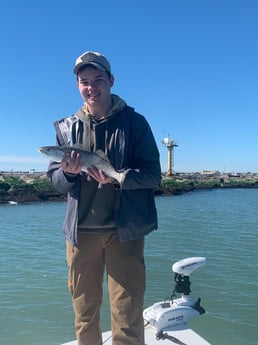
[1,170,258,204]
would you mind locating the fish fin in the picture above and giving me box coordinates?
[70,145,107,158]
[94,150,111,164]
[71,143,84,150]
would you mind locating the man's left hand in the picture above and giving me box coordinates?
[87,166,115,184]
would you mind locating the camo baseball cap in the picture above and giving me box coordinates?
[73,51,111,74]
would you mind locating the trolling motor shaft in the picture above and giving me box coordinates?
[173,273,191,295]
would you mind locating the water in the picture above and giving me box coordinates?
[0,189,257,345]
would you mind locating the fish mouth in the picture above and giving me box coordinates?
[38,147,51,155]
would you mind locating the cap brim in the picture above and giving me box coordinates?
[73,62,106,74]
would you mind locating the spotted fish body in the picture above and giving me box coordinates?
[38,145,125,184]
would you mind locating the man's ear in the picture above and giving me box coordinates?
[109,74,115,87]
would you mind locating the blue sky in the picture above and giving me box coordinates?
[0,0,257,173]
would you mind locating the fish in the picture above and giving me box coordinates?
[38,145,125,184]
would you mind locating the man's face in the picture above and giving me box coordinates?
[77,66,114,112]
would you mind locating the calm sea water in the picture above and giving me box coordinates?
[0,189,257,345]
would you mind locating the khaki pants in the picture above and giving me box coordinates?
[66,233,146,345]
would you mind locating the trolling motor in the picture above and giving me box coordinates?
[143,257,207,331]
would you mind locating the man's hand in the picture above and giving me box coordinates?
[87,166,115,184]
[61,150,82,175]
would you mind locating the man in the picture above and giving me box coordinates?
[47,51,161,345]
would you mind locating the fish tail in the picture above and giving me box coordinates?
[114,172,124,185]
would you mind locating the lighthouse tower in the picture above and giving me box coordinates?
[162,136,178,176]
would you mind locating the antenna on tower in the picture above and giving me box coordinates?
[162,135,178,176]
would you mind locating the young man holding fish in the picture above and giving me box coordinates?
[47,51,161,345]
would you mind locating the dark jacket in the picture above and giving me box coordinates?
[47,104,161,245]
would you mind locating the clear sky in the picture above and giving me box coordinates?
[0,0,257,173]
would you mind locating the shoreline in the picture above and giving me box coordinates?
[1,171,258,204]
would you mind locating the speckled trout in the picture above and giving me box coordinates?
[38,145,125,184]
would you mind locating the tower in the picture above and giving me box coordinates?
[162,136,178,176]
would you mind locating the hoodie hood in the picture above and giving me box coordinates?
[82,94,127,120]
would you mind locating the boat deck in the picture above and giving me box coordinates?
[61,323,211,345]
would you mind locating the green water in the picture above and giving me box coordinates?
[0,189,257,344]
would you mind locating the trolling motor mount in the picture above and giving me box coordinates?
[143,257,207,330]
[173,273,191,295]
